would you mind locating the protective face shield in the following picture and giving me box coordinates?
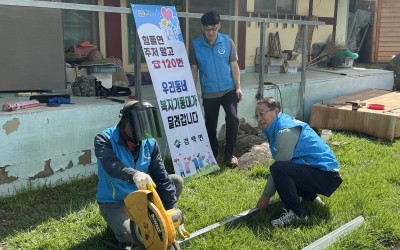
[119,101,162,144]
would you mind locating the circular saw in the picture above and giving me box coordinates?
[124,183,189,250]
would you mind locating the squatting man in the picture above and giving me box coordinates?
[255,97,343,227]
[94,100,188,248]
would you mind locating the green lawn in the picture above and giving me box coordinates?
[0,131,399,249]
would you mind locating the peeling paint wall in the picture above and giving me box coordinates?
[0,103,122,196]
[0,166,18,184]
[2,118,20,135]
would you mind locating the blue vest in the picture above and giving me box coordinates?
[263,113,339,171]
[96,127,155,203]
[192,33,235,93]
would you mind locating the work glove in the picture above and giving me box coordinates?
[132,171,153,190]
[177,223,190,239]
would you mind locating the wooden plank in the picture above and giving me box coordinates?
[377,56,395,62]
[378,22,400,28]
[380,27,400,33]
[379,36,400,42]
[377,51,399,57]
[380,12,400,17]
[378,46,400,52]
[381,9,400,14]
[382,3,400,8]
[378,41,400,47]
[380,17,400,23]
[310,89,400,141]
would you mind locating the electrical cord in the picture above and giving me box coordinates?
[264,82,284,113]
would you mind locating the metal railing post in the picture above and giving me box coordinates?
[258,21,266,99]
[134,32,142,101]
[300,24,308,121]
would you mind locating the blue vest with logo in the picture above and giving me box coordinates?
[263,113,339,171]
[96,127,155,203]
[192,33,235,93]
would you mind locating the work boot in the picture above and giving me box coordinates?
[225,154,238,168]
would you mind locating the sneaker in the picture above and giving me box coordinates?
[225,154,238,168]
[271,209,308,227]
[117,243,134,250]
[313,196,326,206]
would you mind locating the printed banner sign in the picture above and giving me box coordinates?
[131,4,219,179]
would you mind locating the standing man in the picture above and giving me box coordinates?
[190,11,243,168]
[254,97,342,227]
[94,101,186,249]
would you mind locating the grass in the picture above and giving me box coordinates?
[0,131,400,249]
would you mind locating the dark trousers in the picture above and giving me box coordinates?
[270,161,342,217]
[202,90,239,157]
[98,174,183,244]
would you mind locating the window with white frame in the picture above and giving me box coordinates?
[254,0,296,14]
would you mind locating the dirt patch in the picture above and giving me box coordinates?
[0,208,15,231]
[388,241,400,250]
[219,119,272,170]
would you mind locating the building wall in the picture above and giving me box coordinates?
[244,0,340,72]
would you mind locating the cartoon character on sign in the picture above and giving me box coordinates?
[207,152,216,166]
[197,153,205,171]
[184,157,191,175]
[174,158,185,178]
[159,7,181,40]
[192,155,200,173]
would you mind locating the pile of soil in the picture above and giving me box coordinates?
[385,54,400,91]
[219,119,271,170]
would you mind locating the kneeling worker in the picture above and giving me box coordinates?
[94,100,184,249]
[255,97,343,227]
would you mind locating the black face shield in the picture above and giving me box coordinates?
[119,101,162,144]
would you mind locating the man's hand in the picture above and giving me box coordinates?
[177,224,190,239]
[236,88,243,102]
[132,172,153,190]
[256,195,270,210]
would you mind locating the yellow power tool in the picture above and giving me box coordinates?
[124,182,189,250]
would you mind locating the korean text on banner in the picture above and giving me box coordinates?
[131,4,219,179]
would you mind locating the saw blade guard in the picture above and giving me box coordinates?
[124,184,185,250]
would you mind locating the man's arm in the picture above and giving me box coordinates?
[229,39,242,102]
[94,133,137,181]
[148,141,177,210]
[256,174,275,210]
[275,127,300,161]
[256,128,300,210]
[230,61,240,89]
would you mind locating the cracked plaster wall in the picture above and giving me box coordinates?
[0,103,121,196]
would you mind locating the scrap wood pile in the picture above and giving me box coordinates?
[307,36,358,68]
